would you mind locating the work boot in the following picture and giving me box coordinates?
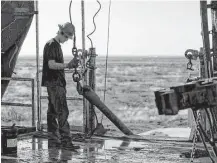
[61,141,80,151]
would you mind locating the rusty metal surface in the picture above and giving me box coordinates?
[1,136,214,163]
[1,1,35,97]
[155,79,217,115]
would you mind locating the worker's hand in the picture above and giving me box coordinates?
[67,57,79,69]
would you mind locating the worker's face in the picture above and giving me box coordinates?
[60,32,69,43]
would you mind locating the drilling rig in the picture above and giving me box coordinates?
[155,0,217,159]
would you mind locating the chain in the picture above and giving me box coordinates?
[71,46,82,82]
[190,126,198,162]
[72,49,94,83]
[190,110,202,163]
[187,59,194,71]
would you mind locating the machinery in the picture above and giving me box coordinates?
[155,1,217,161]
[2,0,217,162]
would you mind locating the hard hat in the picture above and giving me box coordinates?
[58,22,75,39]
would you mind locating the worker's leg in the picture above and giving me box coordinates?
[50,86,79,150]
[47,86,60,143]
[55,86,71,142]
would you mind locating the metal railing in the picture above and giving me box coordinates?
[1,77,35,127]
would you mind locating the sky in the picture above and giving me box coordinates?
[19,0,209,57]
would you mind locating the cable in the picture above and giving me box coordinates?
[101,0,112,123]
[69,0,76,47]
[69,0,73,25]
[103,0,111,103]
[87,0,101,49]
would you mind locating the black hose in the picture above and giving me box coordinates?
[87,0,102,48]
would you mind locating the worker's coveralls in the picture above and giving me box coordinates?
[41,38,70,143]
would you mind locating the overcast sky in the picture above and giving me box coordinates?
[19,0,208,57]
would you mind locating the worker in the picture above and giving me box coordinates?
[41,22,80,150]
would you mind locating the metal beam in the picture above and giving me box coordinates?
[81,0,89,135]
[40,96,82,101]
[1,102,32,107]
[35,0,41,131]
[1,77,33,81]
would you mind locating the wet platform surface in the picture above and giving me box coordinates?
[1,134,216,163]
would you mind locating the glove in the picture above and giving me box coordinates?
[68,57,79,69]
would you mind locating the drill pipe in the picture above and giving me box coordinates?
[77,83,134,136]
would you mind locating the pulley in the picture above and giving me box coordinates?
[184,49,201,71]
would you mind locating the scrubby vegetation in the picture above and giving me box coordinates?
[2,56,199,135]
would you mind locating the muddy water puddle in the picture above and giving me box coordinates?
[1,136,212,163]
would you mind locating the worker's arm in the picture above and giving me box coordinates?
[48,60,68,70]
[48,57,79,70]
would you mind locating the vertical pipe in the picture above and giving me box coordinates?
[199,0,210,139]
[211,0,217,139]
[211,1,217,74]
[32,79,35,127]
[200,0,217,141]
[35,0,41,130]
[81,0,88,134]
[81,0,86,51]
[189,4,210,141]
[88,48,96,134]
[200,0,213,78]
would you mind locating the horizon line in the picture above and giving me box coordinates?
[19,55,186,58]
